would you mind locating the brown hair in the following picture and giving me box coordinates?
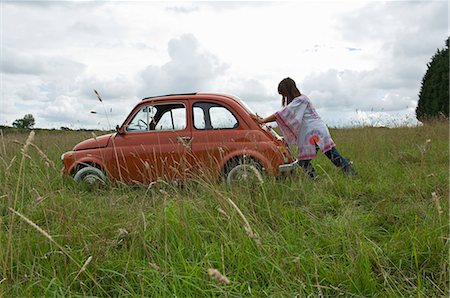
[278,77,302,106]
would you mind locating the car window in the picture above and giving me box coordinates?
[193,102,238,130]
[155,107,186,131]
[127,103,186,132]
[193,106,206,129]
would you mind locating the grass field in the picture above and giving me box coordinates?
[0,121,448,297]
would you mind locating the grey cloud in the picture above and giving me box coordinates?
[2,49,45,75]
[2,49,86,77]
[301,69,417,112]
[79,75,138,101]
[5,0,105,9]
[319,1,448,113]
[338,2,447,48]
[37,95,101,128]
[139,34,229,97]
[165,5,199,14]
[4,1,123,51]
[217,77,276,109]
[69,21,103,35]
[165,1,275,14]
[200,1,277,12]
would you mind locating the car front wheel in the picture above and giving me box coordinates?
[73,166,107,185]
[225,159,263,185]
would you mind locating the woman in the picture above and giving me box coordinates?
[255,77,356,178]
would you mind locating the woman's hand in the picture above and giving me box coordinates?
[251,114,264,124]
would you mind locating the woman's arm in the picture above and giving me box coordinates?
[260,113,276,123]
[250,113,276,124]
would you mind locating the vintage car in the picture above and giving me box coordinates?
[61,93,297,185]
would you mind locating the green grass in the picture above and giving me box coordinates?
[0,122,448,296]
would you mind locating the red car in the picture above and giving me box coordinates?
[61,93,297,185]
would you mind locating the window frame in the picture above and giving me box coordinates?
[125,102,188,133]
[192,101,239,130]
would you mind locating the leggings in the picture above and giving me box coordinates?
[297,147,350,178]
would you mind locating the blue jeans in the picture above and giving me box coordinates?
[298,146,354,178]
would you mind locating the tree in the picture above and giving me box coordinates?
[416,37,449,121]
[13,114,35,129]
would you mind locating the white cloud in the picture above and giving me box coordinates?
[302,68,417,112]
[138,34,229,96]
[1,1,447,129]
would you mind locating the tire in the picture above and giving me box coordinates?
[73,166,107,185]
[225,159,264,185]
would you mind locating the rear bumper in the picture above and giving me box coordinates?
[278,160,298,173]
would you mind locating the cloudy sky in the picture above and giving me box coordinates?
[1,0,448,129]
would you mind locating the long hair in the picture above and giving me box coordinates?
[278,77,302,106]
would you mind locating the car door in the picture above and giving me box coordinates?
[111,101,192,183]
[190,101,241,180]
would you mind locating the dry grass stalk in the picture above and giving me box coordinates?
[80,256,93,273]
[22,131,35,154]
[74,256,93,279]
[0,156,7,168]
[0,129,6,156]
[141,211,147,231]
[227,197,261,246]
[68,255,93,290]
[313,253,324,298]
[30,143,56,169]
[217,207,230,220]
[431,192,443,216]
[8,207,54,243]
[207,268,230,285]
[6,156,17,173]
[32,188,44,204]
[9,207,108,294]
[417,139,431,166]
[149,262,160,271]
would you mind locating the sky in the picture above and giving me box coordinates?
[0,0,448,129]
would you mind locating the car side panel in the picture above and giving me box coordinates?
[108,130,192,183]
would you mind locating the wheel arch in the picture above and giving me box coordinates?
[69,157,107,177]
[220,149,272,176]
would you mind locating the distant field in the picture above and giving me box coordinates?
[0,121,448,296]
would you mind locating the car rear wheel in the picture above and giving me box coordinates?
[225,158,263,185]
[73,166,107,185]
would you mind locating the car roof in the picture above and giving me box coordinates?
[140,92,248,110]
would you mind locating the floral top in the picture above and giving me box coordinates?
[274,95,335,160]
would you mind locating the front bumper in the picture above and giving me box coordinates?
[278,160,298,173]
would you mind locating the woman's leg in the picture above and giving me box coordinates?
[324,147,357,175]
[297,159,317,179]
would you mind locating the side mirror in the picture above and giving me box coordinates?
[116,125,125,135]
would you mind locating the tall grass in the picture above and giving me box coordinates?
[0,122,448,296]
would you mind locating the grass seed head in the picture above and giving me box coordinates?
[431,192,443,215]
[22,130,35,154]
[207,268,230,285]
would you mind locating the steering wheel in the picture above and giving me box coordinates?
[137,119,148,130]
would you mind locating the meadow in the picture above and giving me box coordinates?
[0,121,448,297]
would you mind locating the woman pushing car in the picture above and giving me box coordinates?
[254,77,357,179]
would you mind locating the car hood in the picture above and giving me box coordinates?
[73,133,114,151]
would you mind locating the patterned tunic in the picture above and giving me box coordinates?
[274,95,335,160]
